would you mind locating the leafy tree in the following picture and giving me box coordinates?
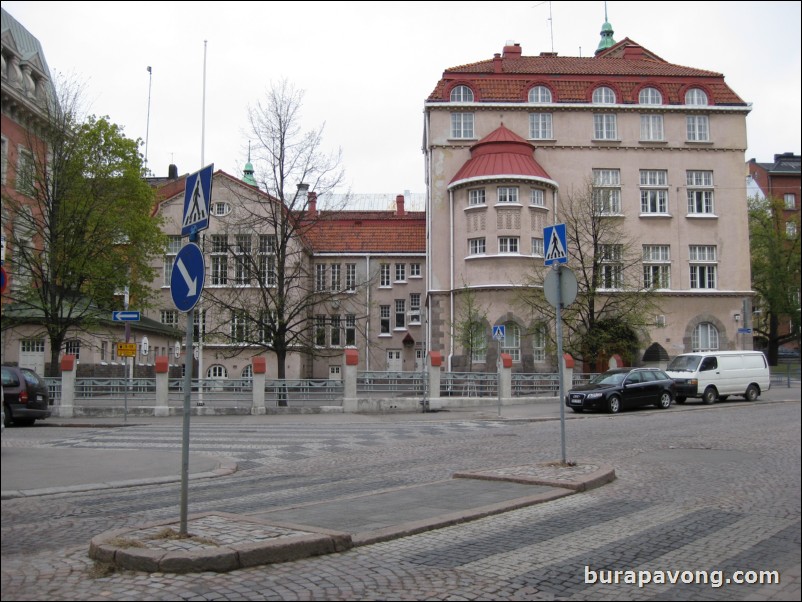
[2,79,165,375]
[518,179,662,371]
[748,194,801,364]
[200,79,354,393]
[452,280,489,372]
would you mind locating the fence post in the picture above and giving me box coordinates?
[499,353,512,401]
[154,356,170,416]
[562,353,575,399]
[342,348,359,412]
[428,351,443,410]
[58,355,76,418]
[251,356,267,414]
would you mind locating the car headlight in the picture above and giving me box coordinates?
[586,392,603,400]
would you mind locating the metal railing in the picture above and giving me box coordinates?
[358,371,425,396]
[441,372,498,397]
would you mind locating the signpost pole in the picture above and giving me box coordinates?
[179,305,194,536]
[555,265,567,464]
[123,288,130,424]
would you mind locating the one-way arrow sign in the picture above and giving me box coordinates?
[112,311,141,321]
[171,242,205,312]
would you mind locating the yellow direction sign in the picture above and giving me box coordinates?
[116,342,137,357]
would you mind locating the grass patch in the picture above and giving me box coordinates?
[145,527,219,547]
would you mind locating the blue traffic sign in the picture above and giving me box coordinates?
[112,311,141,321]
[171,243,205,312]
[492,325,506,341]
[181,164,214,237]
[544,223,568,266]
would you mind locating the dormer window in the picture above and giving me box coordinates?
[211,202,231,216]
[685,88,708,106]
[592,86,616,104]
[528,85,552,103]
[450,85,474,103]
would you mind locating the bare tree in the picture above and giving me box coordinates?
[518,179,662,370]
[451,280,489,372]
[200,79,358,392]
[2,75,164,375]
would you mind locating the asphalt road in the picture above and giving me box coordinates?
[1,389,800,601]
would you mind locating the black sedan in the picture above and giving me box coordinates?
[566,367,676,414]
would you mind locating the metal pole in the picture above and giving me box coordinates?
[179,305,194,536]
[123,287,130,424]
[555,265,567,464]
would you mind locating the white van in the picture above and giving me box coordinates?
[665,351,770,404]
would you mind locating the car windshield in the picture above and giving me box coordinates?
[589,371,627,386]
[667,355,701,372]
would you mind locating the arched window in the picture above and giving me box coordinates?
[592,86,616,104]
[528,85,552,103]
[450,85,474,103]
[502,322,521,362]
[241,364,253,379]
[638,87,662,105]
[685,88,708,106]
[692,323,719,351]
[207,364,228,379]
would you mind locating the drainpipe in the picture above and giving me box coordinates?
[448,188,455,372]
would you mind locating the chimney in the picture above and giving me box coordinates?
[493,53,502,73]
[308,191,317,217]
[396,194,405,216]
[502,42,522,59]
[168,164,178,179]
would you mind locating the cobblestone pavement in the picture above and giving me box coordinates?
[1,400,800,600]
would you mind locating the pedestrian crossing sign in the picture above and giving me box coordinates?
[181,164,214,237]
[544,224,568,266]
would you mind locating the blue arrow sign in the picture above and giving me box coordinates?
[181,164,214,237]
[171,242,205,312]
[112,311,141,321]
[544,223,568,266]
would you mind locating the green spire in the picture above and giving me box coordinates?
[596,2,616,54]
[242,142,257,186]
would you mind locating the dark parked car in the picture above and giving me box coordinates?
[2,365,51,426]
[566,367,676,414]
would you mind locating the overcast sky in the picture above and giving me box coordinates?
[4,1,801,195]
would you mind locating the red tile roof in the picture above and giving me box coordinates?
[304,211,426,253]
[450,125,555,187]
[428,40,745,105]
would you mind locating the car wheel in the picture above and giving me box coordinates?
[676,396,686,404]
[571,407,584,413]
[703,386,718,404]
[607,395,621,414]
[744,385,759,401]
[656,391,672,409]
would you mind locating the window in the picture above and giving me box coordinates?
[529,113,553,139]
[315,315,326,346]
[685,88,708,106]
[640,115,664,141]
[345,263,357,291]
[533,324,547,362]
[593,114,618,140]
[211,202,231,216]
[502,323,521,362]
[380,263,391,287]
[234,234,252,285]
[784,193,796,210]
[599,244,623,289]
[451,113,474,138]
[163,235,182,286]
[395,263,406,282]
[231,311,250,342]
[409,293,421,324]
[330,315,341,347]
[15,148,35,195]
[161,309,178,327]
[470,322,487,363]
[528,85,552,103]
[64,339,81,360]
[786,221,797,237]
[469,189,486,206]
[257,310,274,344]
[499,237,519,253]
[330,263,341,291]
[592,86,616,104]
[640,170,669,214]
[193,310,206,339]
[638,87,663,105]
[497,187,519,203]
[380,305,391,334]
[592,169,621,214]
[259,235,276,287]
[532,237,544,256]
[686,171,715,214]
[689,245,717,289]
[469,238,486,255]
[643,245,671,289]
[316,264,327,291]
[210,234,228,286]
[692,322,719,352]
[210,234,228,253]
[410,263,421,278]
[530,188,545,207]
[686,115,709,141]
[207,365,227,379]
[450,85,474,102]
[395,299,406,329]
[345,315,356,346]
